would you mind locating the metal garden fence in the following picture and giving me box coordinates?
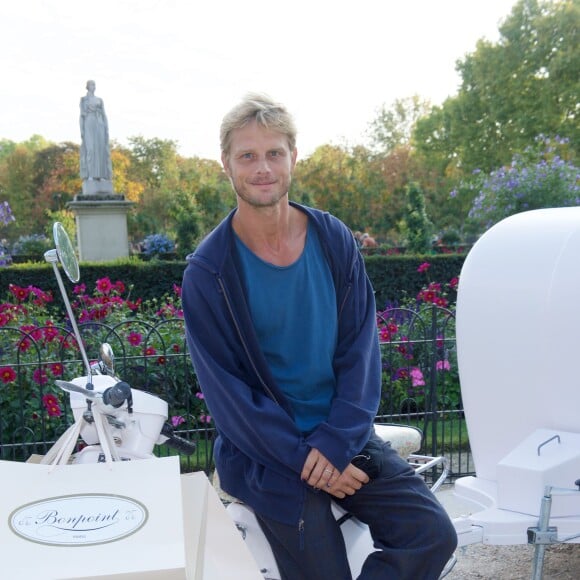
[0,307,473,480]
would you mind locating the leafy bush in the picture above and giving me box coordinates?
[458,135,580,231]
[141,233,175,256]
[11,234,51,256]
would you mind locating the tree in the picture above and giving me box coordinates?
[368,95,432,156]
[400,182,434,253]
[177,157,234,235]
[293,144,386,235]
[0,145,36,240]
[110,146,145,204]
[33,143,81,230]
[415,0,579,175]
[126,137,180,239]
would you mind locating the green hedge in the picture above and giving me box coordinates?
[0,254,466,311]
[365,253,466,308]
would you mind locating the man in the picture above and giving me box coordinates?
[182,93,457,579]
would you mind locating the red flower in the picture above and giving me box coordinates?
[127,332,142,346]
[157,356,167,365]
[33,368,48,385]
[379,327,392,341]
[0,366,16,383]
[144,346,157,356]
[96,277,113,294]
[42,394,62,417]
[44,323,60,341]
[9,284,30,301]
[18,337,32,353]
[171,343,180,353]
[417,262,431,273]
[21,324,43,341]
[50,363,64,377]
[30,286,53,306]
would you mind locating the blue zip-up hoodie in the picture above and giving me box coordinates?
[182,202,381,525]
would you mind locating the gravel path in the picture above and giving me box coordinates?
[446,543,580,579]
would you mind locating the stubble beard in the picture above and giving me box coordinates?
[233,180,290,209]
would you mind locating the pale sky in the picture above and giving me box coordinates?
[1,0,519,161]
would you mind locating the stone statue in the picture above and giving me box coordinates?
[79,80,114,195]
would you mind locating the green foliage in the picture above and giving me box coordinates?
[293,144,388,235]
[11,234,51,257]
[0,254,466,317]
[415,0,579,177]
[368,95,432,155]
[400,182,434,253]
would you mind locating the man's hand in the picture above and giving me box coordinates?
[301,448,338,489]
[321,463,369,499]
[301,449,369,498]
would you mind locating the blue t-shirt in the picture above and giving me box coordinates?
[235,223,338,433]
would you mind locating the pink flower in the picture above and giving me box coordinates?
[171,415,185,427]
[436,360,451,372]
[417,262,430,273]
[195,392,205,400]
[410,367,425,387]
[144,346,157,356]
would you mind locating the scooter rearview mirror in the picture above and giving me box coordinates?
[53,222,80,283]
[44,222,92,382]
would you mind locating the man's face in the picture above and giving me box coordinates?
[222,119,297,209]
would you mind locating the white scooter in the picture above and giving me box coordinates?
[42,222,197,467]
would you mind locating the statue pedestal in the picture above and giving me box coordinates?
[68,195,134,262]
[82,179,114,196]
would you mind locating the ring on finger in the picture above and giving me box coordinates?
[324,468,333,474]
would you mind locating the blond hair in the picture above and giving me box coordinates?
[220,93,297,158]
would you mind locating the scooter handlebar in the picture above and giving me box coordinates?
[160,422,197,455]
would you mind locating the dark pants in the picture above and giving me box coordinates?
[256,439,457,580]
